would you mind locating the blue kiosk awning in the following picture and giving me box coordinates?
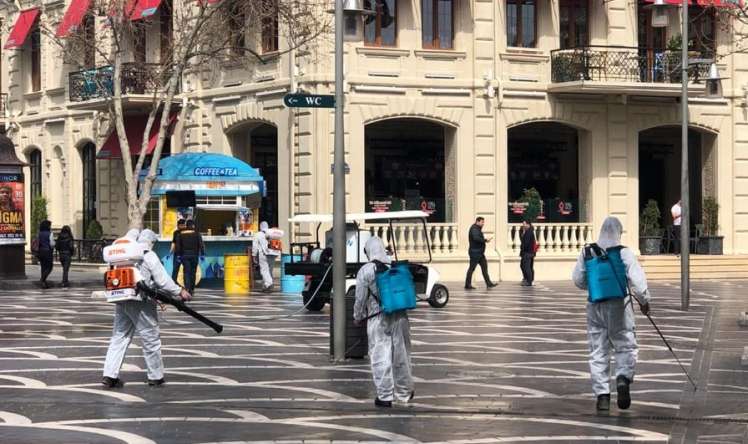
[143,153,265,197]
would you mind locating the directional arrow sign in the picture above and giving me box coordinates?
[283,93,335,109]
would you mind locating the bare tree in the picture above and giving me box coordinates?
[39,0,329,229]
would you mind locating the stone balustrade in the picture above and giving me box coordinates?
[365,223,459,256]
[508,223,594,255]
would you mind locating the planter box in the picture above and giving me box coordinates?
[640,236,662,255]
[696,236,723,255]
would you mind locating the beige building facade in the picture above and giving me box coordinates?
[1,0,746,281]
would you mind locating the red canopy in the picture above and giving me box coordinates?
[56,0,92,37]
[97,113,178,160]
[645,0,740,6]
[124,0,164,20]
[4,9,40,49]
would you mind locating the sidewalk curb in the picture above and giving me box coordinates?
[0,280,101,291]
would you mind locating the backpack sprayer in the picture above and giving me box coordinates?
[585,243,697,390]
[102,237,223,334]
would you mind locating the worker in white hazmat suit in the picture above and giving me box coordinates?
[252,221,276,293]
[102,229,191,388]
[572,216,651,412]
[353,236,414,408]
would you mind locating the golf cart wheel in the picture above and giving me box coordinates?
[428,284,449,308]
[303,290,326,312]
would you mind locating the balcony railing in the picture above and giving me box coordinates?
[508,223,594,255]
[69,63,169,102]
[50,239,113,263]
[551,46,711,84]
[365,222,459,257]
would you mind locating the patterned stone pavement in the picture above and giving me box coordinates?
[0,279,746,443]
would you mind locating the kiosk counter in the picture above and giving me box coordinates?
[141,153,265,285]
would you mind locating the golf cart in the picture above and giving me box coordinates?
[284,211,449,312]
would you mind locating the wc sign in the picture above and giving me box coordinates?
[283,93,335,109]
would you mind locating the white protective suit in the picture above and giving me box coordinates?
[353,237,414,402]
[103,229,183,381]
[252,221,276,289]
[572,216,652,396]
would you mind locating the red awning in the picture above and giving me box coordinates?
[97,113,178,160]
[4,8,40,49]
[645,0,740,6]
[124,0,163,20]
[56,0,92,37]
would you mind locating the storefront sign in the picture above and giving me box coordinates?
[193,167,238,177]
[284,93,335,108]
[0,173,25,245]
[420,200,437,215]
[152,181,261,195]
[369,200,391,213]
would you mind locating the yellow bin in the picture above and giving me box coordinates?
[224,254,252,295]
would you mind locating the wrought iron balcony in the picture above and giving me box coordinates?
[69,63,170,102]
[550,46,711,84]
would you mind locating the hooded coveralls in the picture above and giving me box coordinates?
[103,229,183,381]
[353,237,414,402]
[252,221,277,289]
[572,217,651,396]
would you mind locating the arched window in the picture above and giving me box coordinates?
[28,149,42,199]
[81,143,97,235]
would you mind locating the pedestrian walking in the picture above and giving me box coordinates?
[102,229,191,388]
[55,225,75,287]
[252,221,279,293]
[572,216,652,413]
[671,199,682,254]
[169,219,186,281]
[353,236,414,407]
[36,220,55,289]
[464,217,497,290]
[176,220,204,296]
[519,220,536,286]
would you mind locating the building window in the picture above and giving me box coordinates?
[28,150,42,200]
[30,27,41,92]
[560,0,589,49]
[143,198,160,234]
[506,0,536,48]
[160,0,173,63]
[228,3,247,55]
[81,143,97,236]
[365,0,397,47]
[422,0,453,50]
[689,7,716,57]
[133,26,147,64]
[261,0,279,53]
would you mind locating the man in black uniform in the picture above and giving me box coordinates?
[464,217,497,290]
[169,219,186,281]
[176,220,204,295]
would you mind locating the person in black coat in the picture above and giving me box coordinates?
[55,225,75,287]
[519,220,536,286]
[464,217,497,290]
[176,219,205,295]
[36,220,55,289]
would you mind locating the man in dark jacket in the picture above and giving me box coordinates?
[175,220,205,295]
[169,219,186,281]
[519,220,536,286]
[464,217,497,290]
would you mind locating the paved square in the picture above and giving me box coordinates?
[0,280,746,443]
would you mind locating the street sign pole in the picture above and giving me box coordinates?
[680,0,690,311]
[332,0,346,362]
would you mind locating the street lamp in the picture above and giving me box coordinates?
[649,0,689,310]
[332,0,373,362]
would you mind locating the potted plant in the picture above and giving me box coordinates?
[520,188,542,223]
[29,196,48,265]
[84,219,104,262]
[639,199,663,255]
[697,197,723,255]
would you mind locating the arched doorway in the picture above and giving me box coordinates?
[638,126,715,236]
[507,122,585,223]
[364,118,455,222]
[80,142,97,235]
[229,123,278,227]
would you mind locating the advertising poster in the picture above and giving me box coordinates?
[0,173,25,245]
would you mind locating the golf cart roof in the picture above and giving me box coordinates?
[289,210,429,223]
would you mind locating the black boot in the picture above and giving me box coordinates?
[596,394,610,412]
[374,398,392,408]
[102,376,124,389]
[148,378,165,386]
[617,375,631,409]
